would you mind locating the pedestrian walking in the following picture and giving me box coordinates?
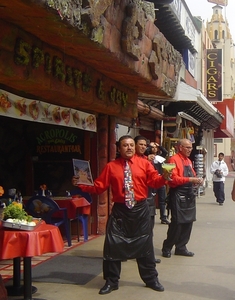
[210,152,228,205]
[161,138,203,258]
[73,135,171,294]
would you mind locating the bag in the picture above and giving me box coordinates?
[214,169,222,178]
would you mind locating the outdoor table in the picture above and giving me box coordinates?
[0,221,64,300]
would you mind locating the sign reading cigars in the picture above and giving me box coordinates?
[206,49,222,102]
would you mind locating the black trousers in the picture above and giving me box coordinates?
[103,249,158,286]
[213,181,225,203]
[157,186,167,220]
[162,221,193,252]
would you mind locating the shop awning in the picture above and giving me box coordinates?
[164,82,224,130]
[139,81,224,130]
[214,99,235,138]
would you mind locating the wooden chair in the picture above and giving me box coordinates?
[25,195,71,246]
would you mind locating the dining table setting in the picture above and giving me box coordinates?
[0,200,65,300]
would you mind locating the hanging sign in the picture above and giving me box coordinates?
[0,89,96,132]
[206,49,223,101]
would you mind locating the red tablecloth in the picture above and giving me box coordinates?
[0,221,64,259]
[53,197,91,219]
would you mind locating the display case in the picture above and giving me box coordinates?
[194,146,207,196]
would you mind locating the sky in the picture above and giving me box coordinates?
[185,0,235,40]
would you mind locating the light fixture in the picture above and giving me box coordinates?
[131,117,142,129]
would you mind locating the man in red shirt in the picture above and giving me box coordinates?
[134,135,162,264]
[162,138,203,258]
[73,135,170,295]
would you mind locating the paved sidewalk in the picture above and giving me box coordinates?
[7,175,235,300]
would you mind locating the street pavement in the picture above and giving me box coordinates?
[8,175,235,300]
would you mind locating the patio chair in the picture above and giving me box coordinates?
[25,195,71,247]
[70,188,92,242]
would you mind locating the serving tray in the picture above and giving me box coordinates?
[1,218,42,231]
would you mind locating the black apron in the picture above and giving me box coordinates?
[103,200,152,260]
[169,164,196,224]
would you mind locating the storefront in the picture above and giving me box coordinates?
[162,82,224,185]
[0,1,183,234]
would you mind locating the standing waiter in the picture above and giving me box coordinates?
[72,135,170,295]
[162,138,203,258]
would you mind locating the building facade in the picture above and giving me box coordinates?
[0,0,225,234]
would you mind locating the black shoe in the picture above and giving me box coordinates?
[155,258,161,263]
[146,279,164,292]
[219,203,223,206]
[162,250,171,258]
[161,219,170,225]
[175,249,194,257]
[99,283,119,295]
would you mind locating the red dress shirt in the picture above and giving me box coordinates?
[168,153,196,188]
[79,155,166,203]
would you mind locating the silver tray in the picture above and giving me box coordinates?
[1,218,42,231]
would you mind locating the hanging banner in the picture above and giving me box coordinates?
[0,89,96,132]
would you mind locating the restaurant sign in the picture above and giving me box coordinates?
[206,49,223,101]
[0,89,96,132]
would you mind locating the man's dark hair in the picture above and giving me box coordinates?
[116,135,133,148]
[218,152,224,157]
[134,135,147,144]
[118,135,133,143]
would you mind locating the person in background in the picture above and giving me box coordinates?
[73,135,171,295]
[210,152,228,205]
[147,142,169,225]
[36,184,52,197]
[162,138,203,258]
[134,135,161,264]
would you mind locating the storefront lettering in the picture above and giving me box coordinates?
[97,80,105,100]
[32,47,44,68]
[110,87,128,107]
[206,50,222,101]
[14,39,31,65]
[97,81,128,106]
[14,39,127,106]
[207,53,218,98]
[36,145,81,154]
[36,129,78,145]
